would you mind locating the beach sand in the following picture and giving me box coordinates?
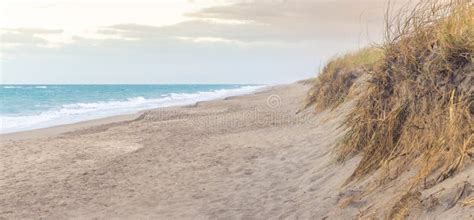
[1,82,472,219]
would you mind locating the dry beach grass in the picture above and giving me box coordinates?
[307,0,473,218]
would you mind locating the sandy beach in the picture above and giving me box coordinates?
[1,82,472,219]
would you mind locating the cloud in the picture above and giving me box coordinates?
[103,21,282,42]
[1,32,47,45]
[98,0,401,44]
[184,0,393,42]
[1,28,63,46]
[3,28,63,34]
[102,19,366,43]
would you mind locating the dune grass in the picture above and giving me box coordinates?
[306,47,384,110]
[342,0,473,185]
[308,0,473,214]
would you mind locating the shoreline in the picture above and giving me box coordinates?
[3,82,338,219]
[0,112,140,141]
[0,85,273,140]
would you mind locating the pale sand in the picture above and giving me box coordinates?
[1,83,472,219]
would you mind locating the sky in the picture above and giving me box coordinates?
[0,0,399,84]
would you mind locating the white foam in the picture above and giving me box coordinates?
[0,85,267,134]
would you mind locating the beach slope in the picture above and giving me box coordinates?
[1,82,472,219]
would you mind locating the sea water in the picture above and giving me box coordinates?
[0,84,265,134]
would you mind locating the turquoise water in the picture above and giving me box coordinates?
[0,84,264,133]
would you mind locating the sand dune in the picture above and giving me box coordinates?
[0,83,472,219]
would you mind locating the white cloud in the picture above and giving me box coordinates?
[0,28,64,49]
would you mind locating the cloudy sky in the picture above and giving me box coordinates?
[1,0,397,84]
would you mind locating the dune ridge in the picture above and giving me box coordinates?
[307,0,473,218]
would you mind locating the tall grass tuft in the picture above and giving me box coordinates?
[341,0,473,188]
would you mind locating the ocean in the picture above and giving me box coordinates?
[0,84,265,134]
